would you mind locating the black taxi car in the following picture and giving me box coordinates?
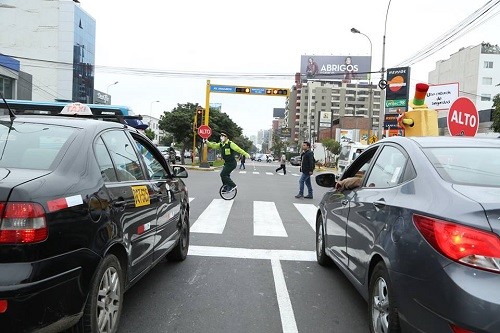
[0,104,190,332]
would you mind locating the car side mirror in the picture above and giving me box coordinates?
[172,165,188,178]
[315,173,337,187]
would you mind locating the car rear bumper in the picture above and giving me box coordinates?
[0,249,100,332]
[391,264,500,333]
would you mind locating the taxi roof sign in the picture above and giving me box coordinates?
[60,102,92,115]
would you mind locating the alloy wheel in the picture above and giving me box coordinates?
[371,276,390,333]
[96,266,121,333]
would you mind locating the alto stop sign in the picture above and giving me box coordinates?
[197,124,212,139]
[447,97,478,136]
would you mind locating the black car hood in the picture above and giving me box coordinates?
[0,168,51,201]
[453,184,500,235]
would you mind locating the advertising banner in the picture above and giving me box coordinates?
[300,55,371,81]
[385,67,410,109]
[319,111,331,127]
[426,83,459,110]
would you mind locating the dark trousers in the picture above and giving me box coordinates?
[221,160,237,188]
[275,164,286,174]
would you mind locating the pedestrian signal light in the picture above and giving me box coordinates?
[266,88,288,96]
[235,87,250,93]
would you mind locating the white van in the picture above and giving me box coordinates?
[336,142,368,176]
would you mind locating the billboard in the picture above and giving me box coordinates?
[385,67,410,110]
[300,55,371,81]
[319,111,331,127]
[426,83,459,111]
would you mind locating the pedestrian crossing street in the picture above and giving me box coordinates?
[188,198,317,237]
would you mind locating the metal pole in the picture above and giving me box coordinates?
[379,0,392,139]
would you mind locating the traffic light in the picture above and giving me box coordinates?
[400,83,438,137]
[195,108,204,129]
[265,88,289,96]
[235,87,250,94]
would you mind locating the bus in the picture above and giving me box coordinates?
[0,99,135,116]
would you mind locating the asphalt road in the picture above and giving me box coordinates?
[119,161,370,333]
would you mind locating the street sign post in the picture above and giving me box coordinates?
[447,97,478,136]
[197,124,212,139]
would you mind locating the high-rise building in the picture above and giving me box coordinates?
[429,42,500,133]
[286,80,381,145]
[0,0,96,103]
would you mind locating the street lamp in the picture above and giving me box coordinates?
[351,27,374,135]
[150,100,160,118]
[379,0,393,138]
[106,81,118,94]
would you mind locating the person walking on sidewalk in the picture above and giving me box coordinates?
[275,154,287,175]
[205,131,250,193]
[239,154,246,169]
[295,141,315,199]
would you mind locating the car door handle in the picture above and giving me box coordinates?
[113,200,126,207]
[373,200,386,208]
[341,199,349,206]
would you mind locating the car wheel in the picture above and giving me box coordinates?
[73,254,124,333]
[167,209,190,261]
[368,262,400,333]
[316,216,332,266]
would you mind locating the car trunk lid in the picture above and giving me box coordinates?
[452,184,500,236]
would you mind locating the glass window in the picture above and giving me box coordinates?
[482,77,493,85]
[484,61,493,69]
[423,147,500,187]
[101,130,145,181]
[133,138,168,180]
[94,136,118,182]
[481,94,491,101]
[0,123,76,170]
[365,146,407,188]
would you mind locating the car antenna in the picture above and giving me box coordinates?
[0,91,17,122]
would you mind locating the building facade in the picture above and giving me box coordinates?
[429,42,500,134]
[0,0,95,103]
[286,80,381,145]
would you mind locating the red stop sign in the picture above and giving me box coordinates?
[447,97,478,136]
[197,124,212,139]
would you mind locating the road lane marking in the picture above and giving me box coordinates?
[190,199,233,234]
[254,201,287,237]
[188,246,315,261]
[293,203,317,231]
[265,172,274,175]
[239,171,247,174]
[253,171,260,174]
[272,257,298,333]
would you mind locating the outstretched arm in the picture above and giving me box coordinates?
[204,139,219,149]
[229,142,250,158]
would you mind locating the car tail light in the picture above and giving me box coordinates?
[0,300,7,313]
[414,214,500,273]
[0,202,48,244]
[450,323,474,333]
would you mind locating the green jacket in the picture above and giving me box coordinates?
[206,140,250,163]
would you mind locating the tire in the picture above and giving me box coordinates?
[167,209,190,261]
[368,262,401,333]
[316,216,332,266]
[74,254,124,333]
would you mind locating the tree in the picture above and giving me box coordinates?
[491,93,500,133]
[158,102,251,164]
[321,138,341,166]
[272,134,286,157]
[144,128,155,141]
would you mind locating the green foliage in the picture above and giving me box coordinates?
[158,102,252,161]
[272,135,286,157]
[321,138,341,155]
[144,128,155,141]
[492,94,500,133]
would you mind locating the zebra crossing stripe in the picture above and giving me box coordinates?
[191,199,233,234]
[253,171,259,175]
[254,201,287,237]
[293,203,317,231]
[265,172,274,175]
[239,171,247,174]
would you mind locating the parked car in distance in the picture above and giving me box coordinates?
[0,107,190,332]
[290,155,301,166]
[315,136,500,333]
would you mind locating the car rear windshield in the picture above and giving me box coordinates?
[423,147,500,186]
[0,122,77,169]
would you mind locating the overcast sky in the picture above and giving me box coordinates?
[80,0,499,138]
